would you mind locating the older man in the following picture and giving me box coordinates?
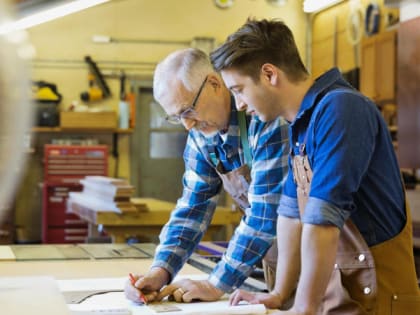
[124,48,289,303]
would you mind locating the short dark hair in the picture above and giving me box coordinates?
[210,18,308,83]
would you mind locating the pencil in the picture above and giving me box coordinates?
[129,273,147,304]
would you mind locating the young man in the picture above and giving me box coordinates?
[124,48,289,303]
[210,18,420,315]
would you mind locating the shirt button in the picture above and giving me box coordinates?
[363,287,371,295]
[334,263,338,269]
[358,254,366,262]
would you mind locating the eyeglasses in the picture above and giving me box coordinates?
[165,76,208,124]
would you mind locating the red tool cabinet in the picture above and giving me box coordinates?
[42,145,108,243]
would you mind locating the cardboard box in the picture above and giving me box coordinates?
[60,111,117,129]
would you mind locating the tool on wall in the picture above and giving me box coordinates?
[365,2,380,36]
[118,72,129,129]
[80,55,111,102]
[112,72,129,177]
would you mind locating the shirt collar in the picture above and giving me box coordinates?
[293,67,348,124]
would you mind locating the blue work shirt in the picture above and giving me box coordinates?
[279,68,405,246]
[152,103,289,292]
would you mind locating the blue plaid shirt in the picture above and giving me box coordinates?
[151,103,289,293]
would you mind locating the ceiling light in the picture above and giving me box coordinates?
[0,0,110,35]
[303,0,344,13]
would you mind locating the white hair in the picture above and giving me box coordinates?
[153,48,214,103]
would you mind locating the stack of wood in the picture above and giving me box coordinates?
[68,176,142,213]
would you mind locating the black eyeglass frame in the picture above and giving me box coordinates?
[165,76,208,124]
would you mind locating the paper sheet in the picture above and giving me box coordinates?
[137,300,267,315]
[57,276,268,315]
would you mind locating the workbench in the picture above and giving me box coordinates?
[0,242,265,292]
[0,243,267,315]
[0,244,202,279]
[68,198,243,243]
[0,243,206,315]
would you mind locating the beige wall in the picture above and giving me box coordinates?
[17,0,308,242]
[26,0,308,196]
[28,0,308,181]
[28,0,307,110]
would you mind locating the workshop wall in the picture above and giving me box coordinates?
[310,0,399,78]
[16,0,307,243]
[28,0,307,111]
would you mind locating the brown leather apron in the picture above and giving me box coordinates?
[213,161,277,291]
[292,147,420,315]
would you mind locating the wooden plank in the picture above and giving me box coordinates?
[60,112,117,129]
[69,198,242,242]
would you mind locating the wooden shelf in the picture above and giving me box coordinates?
[32,127,134,134]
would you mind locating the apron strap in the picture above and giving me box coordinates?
[209,151,218,166]
[207,111,251,168]
[238,111,252,167]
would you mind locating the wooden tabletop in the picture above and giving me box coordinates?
[0,258,204,279]
[68,198,242,242]
[69,197,242,227]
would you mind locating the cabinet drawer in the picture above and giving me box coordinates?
[47,210,87,227]
[44,228,88,244]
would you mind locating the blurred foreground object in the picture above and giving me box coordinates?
[0,1,34,223]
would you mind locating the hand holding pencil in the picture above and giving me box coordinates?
[124,267,170,304]
[129,273,148,304]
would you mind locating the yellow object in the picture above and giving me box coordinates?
[34,86,60,101]
[82,87,103,102]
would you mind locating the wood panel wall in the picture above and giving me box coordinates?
[310,0,399,79]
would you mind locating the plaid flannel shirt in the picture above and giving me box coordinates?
[151,104,289,292]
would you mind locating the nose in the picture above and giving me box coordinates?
[181,116,196,131]
[235,97,247,111]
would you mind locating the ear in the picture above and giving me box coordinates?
[206,74,220,89]
[260,63,278,86]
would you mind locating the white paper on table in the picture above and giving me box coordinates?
[57,275,268,315]
[67,291,130,315]
[58,277,129,315]
[132,300,267,315]
[58,277,127,291]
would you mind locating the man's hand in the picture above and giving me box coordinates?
[124,267,170,303]
[229,289,283,310]
[157,279,224,303]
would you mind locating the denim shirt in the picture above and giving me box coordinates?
[279,68,405,246]
[153,102,289,292]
